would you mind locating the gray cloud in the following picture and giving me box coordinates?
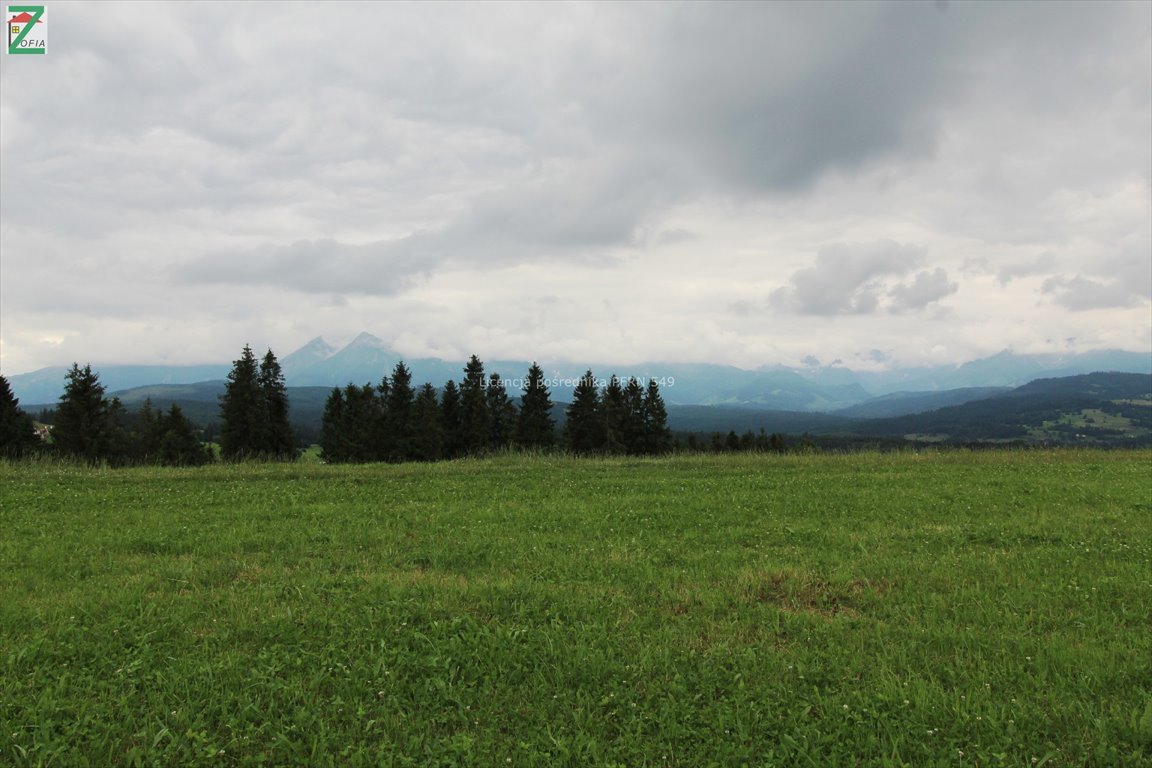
[1,1,1149,374]
[584,2,960,195]
[998,254,1058,284]
[771,240,926,315]
[889,268,959,313]
[181,237,440,296]
[1041,275,1145,311]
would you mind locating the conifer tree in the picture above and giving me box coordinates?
[642,378,672,454]
[345,383,385,462]
[384,361,416,462]
[564,370,603,454]
[53,364,116,463]
[135,398,161,462]
[219,345,263,461]
[440,380,463,459]
[515,363,555,449]
[459,355,490,455]
[486,373,518,450]
[155,404,210,466]
[258,348,296,459]
[319,387,348,462]
[412,383,443,461]
[0,374,39,458]
[220,345,296,461]
[601,375,627,455]
[621,377,647,455]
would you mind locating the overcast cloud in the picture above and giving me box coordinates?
[1,1,1149,374]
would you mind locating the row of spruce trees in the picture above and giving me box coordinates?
[319,356,673,463]
[1,345,674,465]
[0,345,298,465]
[0,367,211,465]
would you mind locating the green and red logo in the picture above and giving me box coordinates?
[7,5,46,55]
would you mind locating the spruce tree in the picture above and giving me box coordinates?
[459,355,490,455]
[219,345,263,461]
[439,380,463,459]
[412,383,443,461]
[515,363,555,449]
[344,383,385,462]
[601,375,626,455]
[486,373,518,450]
[155,404,210,466]
[564,370,603,454]
[384,361,416,462]
[642,379,672,454]
[0,374,39,458]
[53,364,116,463]
[621,377,647,455]
[105,397,135,467]
[258,349,296,459]
[135,398,161,463]
[319,387,347,462]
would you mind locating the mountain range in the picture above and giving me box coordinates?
[7,332,1150,413]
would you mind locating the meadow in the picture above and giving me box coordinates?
[1,450,1150,767]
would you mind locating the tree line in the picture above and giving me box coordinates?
[0,344,295,465]
[0,366,211,466]
[319,356,673,463]
[0,345,674,465]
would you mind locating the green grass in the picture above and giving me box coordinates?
[2,450,1150,767]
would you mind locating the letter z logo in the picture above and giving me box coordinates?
[8,5,46,55]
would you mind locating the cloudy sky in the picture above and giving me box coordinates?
[1,1,1149,375]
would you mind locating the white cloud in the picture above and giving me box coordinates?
[770,240,927,315]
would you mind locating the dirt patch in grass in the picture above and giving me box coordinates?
[738,569,894,618]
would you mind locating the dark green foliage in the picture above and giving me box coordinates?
[0,374,40,458]
[154,404,211,466]
[218,345,262,461]
[562,373,671,456]
[516,363,555,448]
[601,375,626,454]
[258,349,296,459]
[319,387,346,462]
[52,364,119,463]
[620,377,647,454]
[642,378,672,455]
[486,373,518,450]
[384,362,416,462]
[439,380,463,459]
[459,356,490,455]
[24,372,209,466]
[220,346,296,461]
[320,384,384,463]
[135,399,161,460]
[412,383,443,461]
[564,370,603,454]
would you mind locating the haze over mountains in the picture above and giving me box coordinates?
[7,332,1150,413]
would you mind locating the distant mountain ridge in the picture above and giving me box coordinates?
[17,371,1150,448]
[6,332,1150,412]
[840,372,1152,445]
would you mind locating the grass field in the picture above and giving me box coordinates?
[2,450,1150,767]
